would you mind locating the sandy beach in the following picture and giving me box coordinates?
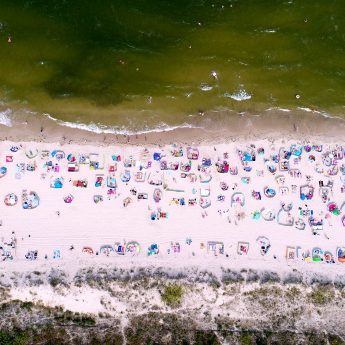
[0,134,344,266]
[2,1,345,342]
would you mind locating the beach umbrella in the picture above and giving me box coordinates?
[25,148,38,159]
[304,145,311,152]
[153,152,161,161]
[252,211,261,220]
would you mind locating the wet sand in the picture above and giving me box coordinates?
[1,108,345,147]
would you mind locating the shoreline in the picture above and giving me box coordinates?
[1,107,345,146]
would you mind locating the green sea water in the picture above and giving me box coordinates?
[0,0,344,132]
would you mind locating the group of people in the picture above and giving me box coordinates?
[0,140,344,264]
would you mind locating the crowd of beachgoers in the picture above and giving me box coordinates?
[0,139,344,267]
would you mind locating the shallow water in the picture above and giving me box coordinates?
[0,0,345,132]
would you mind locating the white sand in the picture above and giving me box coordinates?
[0,138,344,271]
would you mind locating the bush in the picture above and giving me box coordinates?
[161,284,183,307]
[0,329,29,345]
[308,286,335,305]
[240,332,254,345]
[329,335,345,345]
[49,277,61,288]
[195,331,220,345]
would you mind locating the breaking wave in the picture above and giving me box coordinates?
[44,113,203,135]
[224,89,252,101]
[0,109,13,127]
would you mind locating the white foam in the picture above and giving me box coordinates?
[266,107,291,113]
[296,107,344,121]
[298,107,312,112]
[0,108,13,127]
[263,29,277,33]
[224,89,252,101]
[277,108,291,112]
[200,84,213,92]
[44,113,203,135]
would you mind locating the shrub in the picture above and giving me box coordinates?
[308,286,335,305]
[161,284,183,307]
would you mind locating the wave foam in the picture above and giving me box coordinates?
[0,109,13,127]
[224,89,252,101]
[297,107,312,112]
[266,107,291,113]
[199,84,213,92]
[44,114,203,135]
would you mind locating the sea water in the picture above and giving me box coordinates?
[0,0,344,133]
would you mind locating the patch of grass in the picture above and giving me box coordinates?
[340,289,345,299]
[49,277,61,288]
[244,286,282,299]
[20,301,34,311]
[195,330,220,345]
[161,284,183,307]
[240,332,254,345]
[285,287,301,300]
[329,334,345,345]
[54,310,96,326]
[0,329,29,345]
[0,288,10,302]
[243,286,282,308]
[308,286,335,305]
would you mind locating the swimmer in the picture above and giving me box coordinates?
[211,70,218,80]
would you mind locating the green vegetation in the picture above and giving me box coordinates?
[20,302,34,311]
[244,286,282,299]
[54,310,96,326]
[240,332,254,345]
[329,335,345,345]
[285,287,301,301]
[161,284,183,307]
[194,331,220,345]
[49,276,62,288]
[308,286,335,305]
[0,330,29,345]
[243,286,282,308]
[0,288,10,302]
